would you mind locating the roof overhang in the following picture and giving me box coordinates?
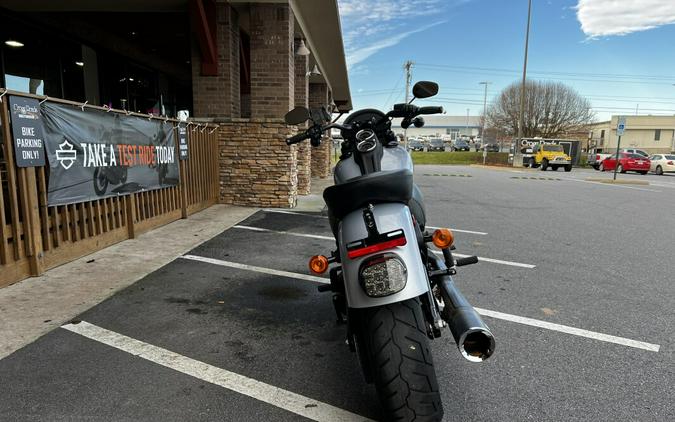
[289,0,352,111]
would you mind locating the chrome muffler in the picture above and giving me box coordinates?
[434,267,495,362]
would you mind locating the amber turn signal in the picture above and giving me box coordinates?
[309,255,329,274]
[432,228,454,249]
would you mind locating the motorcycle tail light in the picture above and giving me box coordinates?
[359,253,407,297]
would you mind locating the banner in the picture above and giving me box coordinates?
[41,102,179,206]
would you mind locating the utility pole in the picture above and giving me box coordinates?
[517,0,532,162]
[403,60,414,149]
[465,108,469,139]
[479,81,491,144]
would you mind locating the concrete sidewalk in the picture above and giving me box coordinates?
[0,205,257,359]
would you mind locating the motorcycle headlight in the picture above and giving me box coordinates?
[359,253,407,297]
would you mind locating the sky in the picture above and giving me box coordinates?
[337,0,675,122]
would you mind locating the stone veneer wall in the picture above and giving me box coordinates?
[218,119,298,208]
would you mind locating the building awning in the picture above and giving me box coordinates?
[290,0,352,112]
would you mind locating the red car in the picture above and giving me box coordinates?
[599,153,650,174]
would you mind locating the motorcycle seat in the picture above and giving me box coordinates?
[323,169,413,220]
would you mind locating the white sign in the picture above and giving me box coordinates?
[617,116,626,136]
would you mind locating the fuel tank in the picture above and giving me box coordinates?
[334,145,413,184]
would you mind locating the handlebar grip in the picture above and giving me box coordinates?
[418,106,444,115]
[455,256,479,267]
[286,132,310,145]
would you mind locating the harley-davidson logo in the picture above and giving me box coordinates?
[55,139,77,170]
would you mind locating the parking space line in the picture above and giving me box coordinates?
[62,321,372,422]
[474,308,660,352]
[182,254,328,284]
[426,225,488,235]
[180,254,658,353]
[261,209,487,235]
[234,225,334,241]
[430,250,535,269]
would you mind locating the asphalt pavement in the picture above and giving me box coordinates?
[0,165,673,421]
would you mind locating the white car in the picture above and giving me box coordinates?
[649,154,675,175]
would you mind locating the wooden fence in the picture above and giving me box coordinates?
[0,90,219,288]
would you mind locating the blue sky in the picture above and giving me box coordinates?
[338,0,675,121]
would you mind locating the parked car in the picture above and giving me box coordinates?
[599,153,650,174]
[622,148,649,158]
[649,154,675,175]
[451,139,470,151]
[529,144,573,171]
[588,152,613,170]
[428,139,446,152]
[485,143,500,152]
[408,139,425,152]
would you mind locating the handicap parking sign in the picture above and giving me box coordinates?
[617,116,626,136]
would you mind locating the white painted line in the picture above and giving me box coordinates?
[431,250,536,269]
[262,209,487,235]
[234,225,334,241]
[180,254,659,353]
[426,225,487,236]
[62,321,372,422]
[263,209,328,218]
[474,308,660,353]
[561,177,661,192]
[181,254,328,284]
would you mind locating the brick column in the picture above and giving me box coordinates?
[294,39,311,195]
[309,82,331,178]
[215,3,298,208]
[250,3,295,118]
[191,3,240,118]
[218,120,298,208]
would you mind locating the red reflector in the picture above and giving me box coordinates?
[347,236,407,259]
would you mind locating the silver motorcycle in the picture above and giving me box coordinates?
[285,81,495,422]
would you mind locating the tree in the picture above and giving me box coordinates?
[486,80,594,138]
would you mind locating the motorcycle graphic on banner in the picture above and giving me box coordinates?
[41,102,179,206]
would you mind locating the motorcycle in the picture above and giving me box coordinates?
[284,81,495,422]
[93,165,128,196]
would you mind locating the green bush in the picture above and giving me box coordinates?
[410,151,509,165]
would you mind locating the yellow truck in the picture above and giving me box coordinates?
[528,144,573,172]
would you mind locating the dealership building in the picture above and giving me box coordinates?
[0,0,351,207]
[0,0,351,285]
[392,115,481,139]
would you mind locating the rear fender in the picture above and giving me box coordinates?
[337,203,429,308]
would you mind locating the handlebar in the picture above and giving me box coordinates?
[286,131,311,145]
[419,106,444,115]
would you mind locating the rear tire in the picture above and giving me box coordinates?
[564,164,572,172]
[362,299,443,422]
[656,165,663,175]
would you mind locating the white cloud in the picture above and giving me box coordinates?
[576,0,675,37]
[339,0,463,68]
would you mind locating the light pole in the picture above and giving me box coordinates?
[517,0,532,153]
[479,81,491,145]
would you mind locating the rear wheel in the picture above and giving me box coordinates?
[564,164,572,172]
[656,165,663,175]
[361,298,443,422]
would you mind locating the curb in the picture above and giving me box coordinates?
[584,178,650,186]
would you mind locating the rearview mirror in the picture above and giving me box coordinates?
[284,106,310,125]
[412,81,439,99]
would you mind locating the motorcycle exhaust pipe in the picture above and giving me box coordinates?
[436,273,495,362]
